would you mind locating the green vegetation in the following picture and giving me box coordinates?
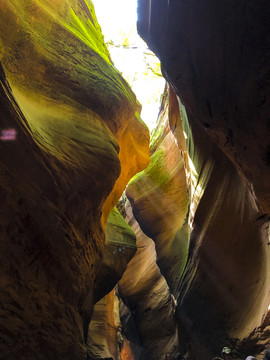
[68,8,111,63]
[129,149,170,190]
[146,150,170,187]
[150,124,165,152]
[106,207,136,247]
[92,0,165,130]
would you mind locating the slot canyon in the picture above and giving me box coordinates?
[0,1,270,360]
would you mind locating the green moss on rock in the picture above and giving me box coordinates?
[105,207,136,248]
[129,149,170,191]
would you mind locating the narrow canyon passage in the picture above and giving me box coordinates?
[0,1,270,360]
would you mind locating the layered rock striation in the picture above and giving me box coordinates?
[2,0,270,359]
[137,2,270,359]
[118,200,179,360]
[126,86,189,297]
[0,1,149,359]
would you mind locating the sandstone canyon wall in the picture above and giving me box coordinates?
[136,1,270,359]
[1,0,270,359]
[138,0,270,214]
[0,1,149,359]
[118,199,179,360]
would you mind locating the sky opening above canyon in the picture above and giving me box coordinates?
[92,0,165,131]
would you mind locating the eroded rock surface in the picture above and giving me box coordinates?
[137,2,270,358]
[127,87,189,296]
[0,1,149,359]
[126,82,270,358]
[138,0,270,215]
[176,101,270,359]
[94,207,137,304]
[118,200,179,360]
[87,289,122,360]
[2,0,270,359]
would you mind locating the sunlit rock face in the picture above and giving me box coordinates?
[138,0,270,215]
[88,198,179,360]
[176,102,270,360]
[120,337,141,360]
[137,2,270,359]
[0,1,149,359]
[126,87,189,296]
[88,208,137,360]
[118,199,179,360]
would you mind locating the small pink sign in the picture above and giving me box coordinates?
[0,128,17,141]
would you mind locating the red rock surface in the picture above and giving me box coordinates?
[0,1,149,359]
[118,199,179,359]
[126,82,270,359]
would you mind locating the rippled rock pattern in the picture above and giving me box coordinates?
[138,0,270,214]
[127,86,189,297]
[0,1,149,359]
[118,200,179,360]
[137,2,270,359]
[94,207,137,304]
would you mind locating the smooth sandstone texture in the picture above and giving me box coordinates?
[127,85,189,297]
[176,100,270,360]
[118,200,179,360]
[87,289,122,360]
[138,0,270,215]
[137,1,270,358]
[0,1,149,359]
[94,207,137,304]
[126,81,270,359]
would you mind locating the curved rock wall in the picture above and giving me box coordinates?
[118,200,179,360]
[177,101,270,359]
[137,2,270,358]
[138,0,270,215]
[94,207,137,304]
[87,289,122,360]
[126,87,189,296]
[0,1,149,359]
[2,0,269,359]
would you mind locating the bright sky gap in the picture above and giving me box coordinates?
[92,0,165,131]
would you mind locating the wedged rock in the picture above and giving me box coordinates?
[138,0,270,215]
[88,205,137,360]
[88,286,141,360]
[118,297,142,356]
[0,1,149,359]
